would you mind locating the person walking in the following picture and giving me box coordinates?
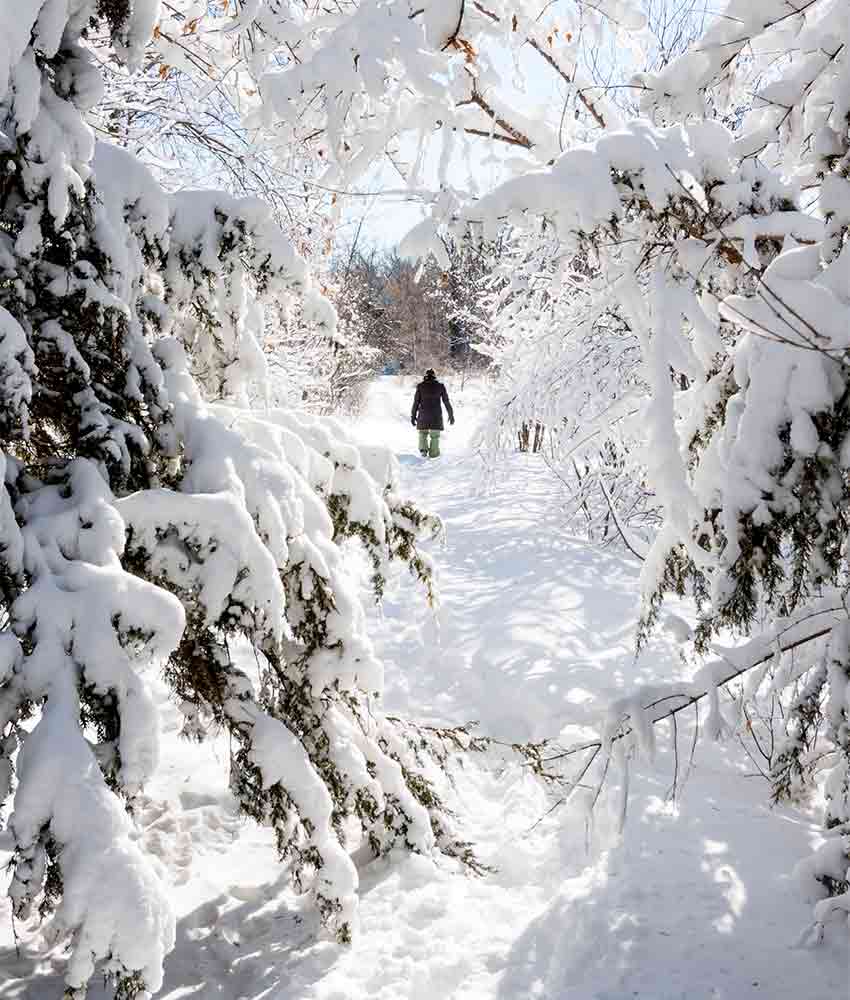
[411,369,454,458]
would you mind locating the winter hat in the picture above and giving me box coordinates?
[424,368,436,379]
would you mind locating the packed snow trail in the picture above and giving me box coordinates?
[1,376,846,999]
[357,377,688,745]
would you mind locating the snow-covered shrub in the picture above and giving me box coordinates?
[264,281,381,417]
[0,3,458,995]
[474,226,658,551]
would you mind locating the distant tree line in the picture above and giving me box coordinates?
[332,237,497,375]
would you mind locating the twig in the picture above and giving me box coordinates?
[462,126,534,148]
[456,85,534,149]
[589,744,613,813]
[597,474,647,561]
[10,907,20,960]
[526,37,607,129]
[471,1,607,128]
[441,0,466,51]
[681,699,699,790]
[666,709,679,801]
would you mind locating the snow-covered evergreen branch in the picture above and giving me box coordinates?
[0,3,464,994]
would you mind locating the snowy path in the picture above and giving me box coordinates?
[2,377,847,999]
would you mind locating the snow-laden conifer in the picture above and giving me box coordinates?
[0,3,460,995]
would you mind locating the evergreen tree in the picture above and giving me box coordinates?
[0,3,464,995]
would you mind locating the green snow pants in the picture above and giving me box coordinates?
[418,429,441,458]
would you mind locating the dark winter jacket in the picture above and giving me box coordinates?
[411,375,454,431]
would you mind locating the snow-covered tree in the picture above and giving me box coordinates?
[442,0,850,941]
[477,224,657,544]
[264,270,381,414]
[133,1,650,214]
[0,3,466,996]
[305,244,486,373]
[427,235,498,379]
[461,1,710,541]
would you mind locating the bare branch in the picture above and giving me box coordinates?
[456,84,534,149]
[441,0,466,51]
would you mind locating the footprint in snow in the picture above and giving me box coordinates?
[132,792,242,884]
